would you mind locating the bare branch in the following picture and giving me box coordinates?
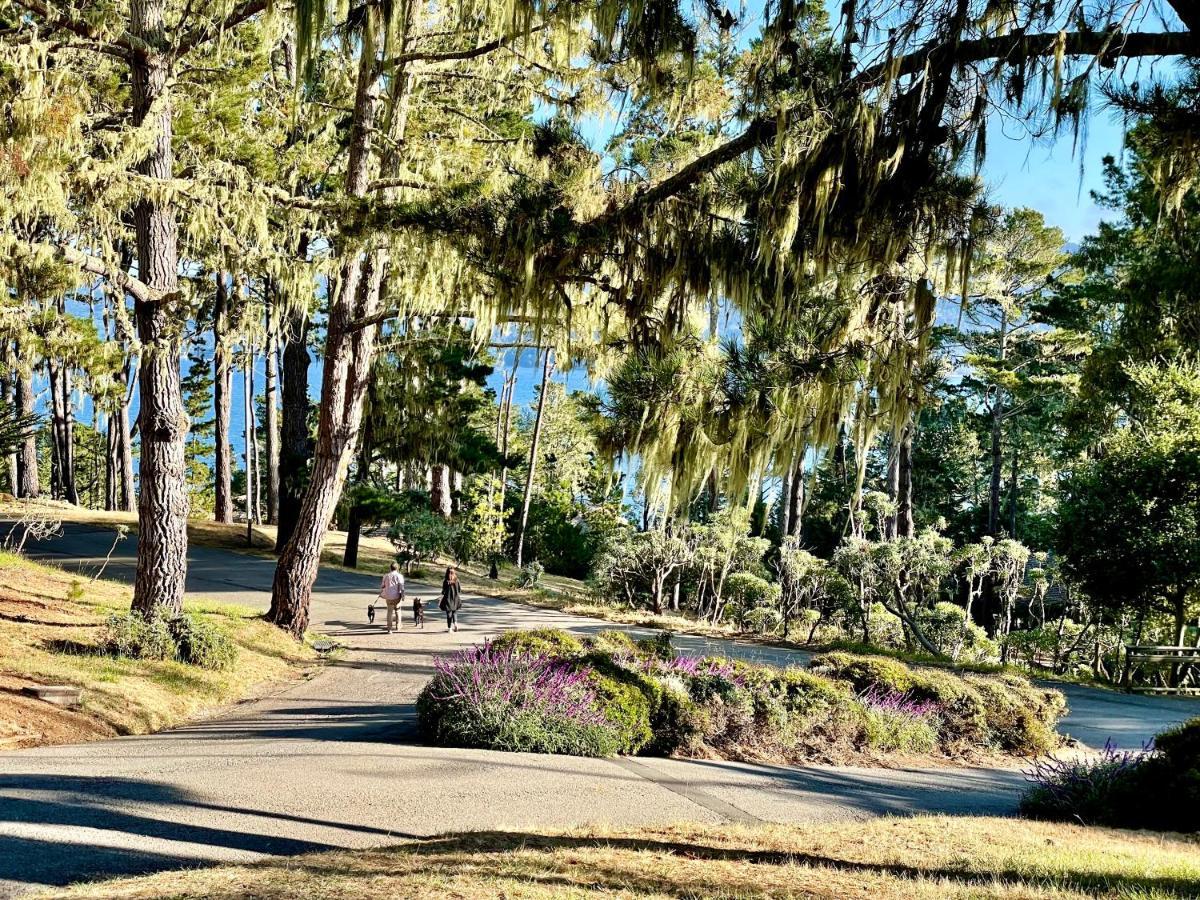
[384,23,548,69]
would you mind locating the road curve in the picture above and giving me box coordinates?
[0,524,1194,897]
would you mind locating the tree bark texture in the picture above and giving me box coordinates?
[243,348,256,527]
[130,0,189,618]
[265,309,280,525]
[515,349,553,567]
[430,464,452,518]
[275,301,311,551]
[987,307,1008,538]
[14,340,38,499]
[786,451,803,538]
[213,273,233,523]
[116,361,136,512]
[896,422,914,539]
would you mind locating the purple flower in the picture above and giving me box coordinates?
[858,686,939,719]
[430,642,607,725]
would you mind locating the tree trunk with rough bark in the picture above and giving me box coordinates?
[786,451,803,538]
[275,300,311,551]
[0,344,16,493]
[896,423,914,538]
[213,273,233,523]
[264,305,280,525]
[430,464,452,518]
[14,340,38,499]
[130,0,189,619]
[116,361,136,512]
[243,349,256,528]
[987,307,1008,538]
[515,349,553,567]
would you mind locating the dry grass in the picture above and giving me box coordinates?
[41,816,1200,899]
[0,550,315,749]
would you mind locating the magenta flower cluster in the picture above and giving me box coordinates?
[431,643,607,725]
[858,686,940,719]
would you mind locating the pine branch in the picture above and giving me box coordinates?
[173,0,272,56]
[34,243,171,305]
[384,23,548,69]
[12,0,152,58]
[582,28,1199,240]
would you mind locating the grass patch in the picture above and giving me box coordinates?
[40,816,1200,899]
[0,550,314,749]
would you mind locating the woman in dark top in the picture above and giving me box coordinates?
[439,567,462,631]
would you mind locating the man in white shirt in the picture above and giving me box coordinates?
[379,562,405,633]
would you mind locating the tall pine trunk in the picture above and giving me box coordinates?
[130,0,189,619]
[269,34,384,636]
[264,304,280,525]
[430,464,451,518]
[275,300,310,551]
[515,349,553,567]
[0,344,16,493]
[243,349,256,527]
[116,360,136,512]
[14,339,38,499]
[987,307,1008,537]
[213,273,233,523]
[896,422,914,538]
[786,451,803,538]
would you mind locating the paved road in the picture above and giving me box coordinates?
[1,525,1195,896]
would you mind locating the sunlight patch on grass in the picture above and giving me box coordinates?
[41,816,1200,899]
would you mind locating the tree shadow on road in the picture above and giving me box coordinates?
[0,774,421,890]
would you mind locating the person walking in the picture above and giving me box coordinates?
[379,562,405,634]
[439,566,462,632]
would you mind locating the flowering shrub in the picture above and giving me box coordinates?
[1022,718,1200,831]
[857,687,940,753]
[417,629,1066,764]
[417,644,621,757]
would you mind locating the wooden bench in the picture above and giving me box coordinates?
[1125,645,1200,695]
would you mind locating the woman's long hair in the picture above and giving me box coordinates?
[445,567,458,586]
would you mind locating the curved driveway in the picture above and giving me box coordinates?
[1,525,1195,896]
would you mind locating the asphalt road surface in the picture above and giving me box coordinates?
[1,524,1195,897]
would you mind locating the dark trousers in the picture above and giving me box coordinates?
[445,609,457,628]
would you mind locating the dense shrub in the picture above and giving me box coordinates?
[722,572,781,630]
[101,612,175,661]
[1022,718,1199,832]
[490,628,584,658]
[585,629,642,657]
[858,688,939,753]
[1022,718,1200,831]
[170,615,237,670]
[419,630,1065,765]
[811,651,1064,756]
[913,602,998,663]
[417,644,620,757]
[587,673,654,754]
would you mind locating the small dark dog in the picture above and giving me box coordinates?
[412,598,424,628]
[367,603,376,624]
